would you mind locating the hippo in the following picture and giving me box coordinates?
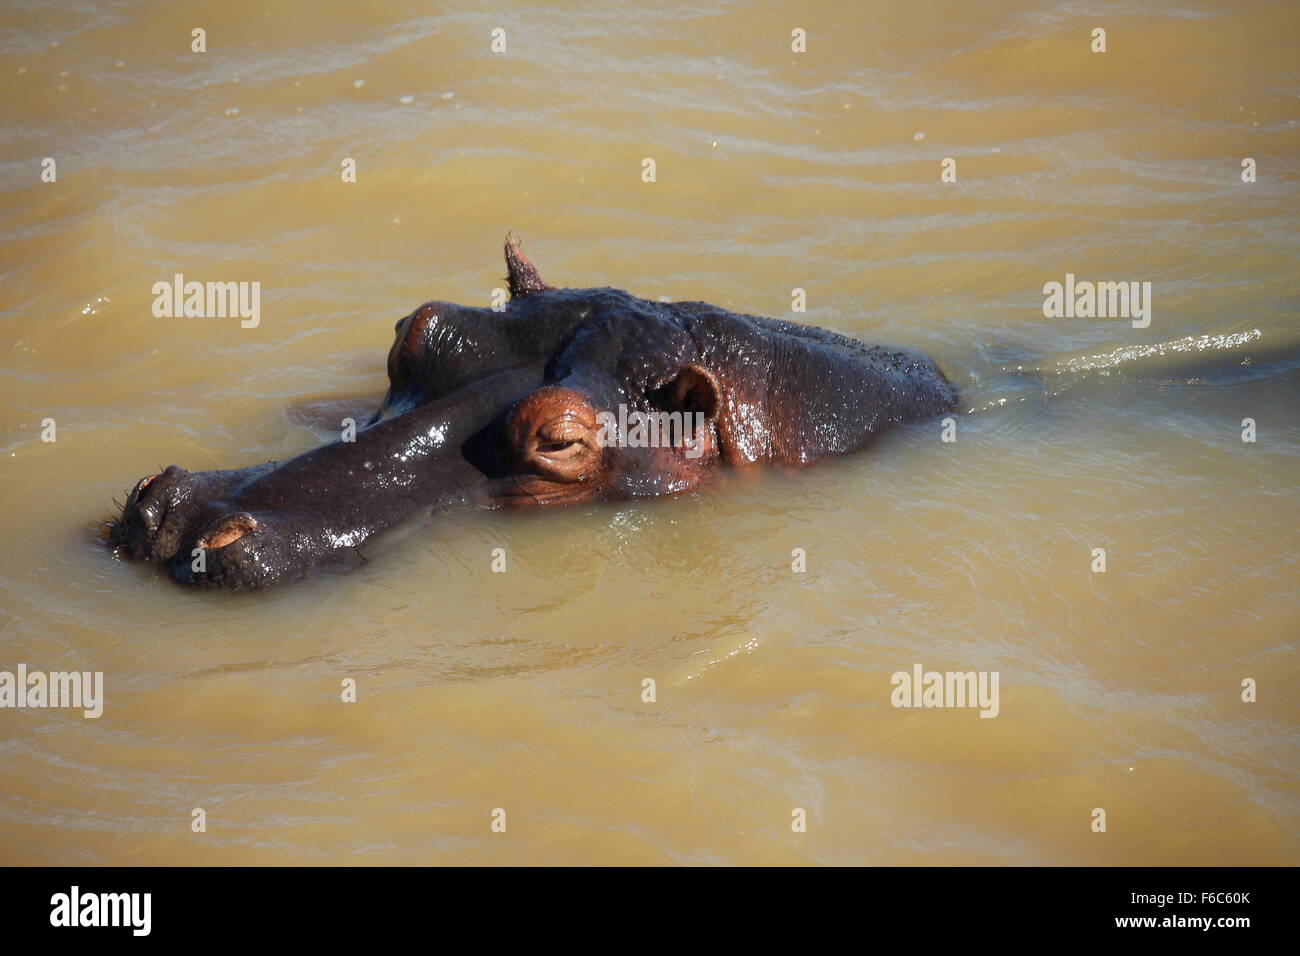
[108,238,957,589]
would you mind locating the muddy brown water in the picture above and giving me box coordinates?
[1,0,1297,865]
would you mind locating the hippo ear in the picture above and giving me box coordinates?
[504,234,553,298]
[653,364,720,420]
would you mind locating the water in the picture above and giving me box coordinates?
[1,0,1297,865]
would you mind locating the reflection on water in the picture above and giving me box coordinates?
[0,0,1297,865]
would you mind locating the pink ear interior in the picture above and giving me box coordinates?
[661,365,720,419]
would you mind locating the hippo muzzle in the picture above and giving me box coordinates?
[110,368,535,590]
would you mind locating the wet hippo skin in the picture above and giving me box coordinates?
[109,238,957,589]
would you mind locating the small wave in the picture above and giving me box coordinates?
[962,328,1299,413]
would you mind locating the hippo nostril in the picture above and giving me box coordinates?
[198,513,259,550]
[110,465,202,562]
[121,473,157,515]
[137,500,164,533]
[129,475,173,531]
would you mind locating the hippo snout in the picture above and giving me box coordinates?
[110,465,285,588]
[110,465,203,563]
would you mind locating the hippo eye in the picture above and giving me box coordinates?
[534,421,590,461]
[537,439,582,458]
[527,416,599,477]
[507,386,601,480]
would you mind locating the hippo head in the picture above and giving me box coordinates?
[109,238,956,589]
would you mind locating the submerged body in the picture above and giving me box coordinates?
[109,239,956,589]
